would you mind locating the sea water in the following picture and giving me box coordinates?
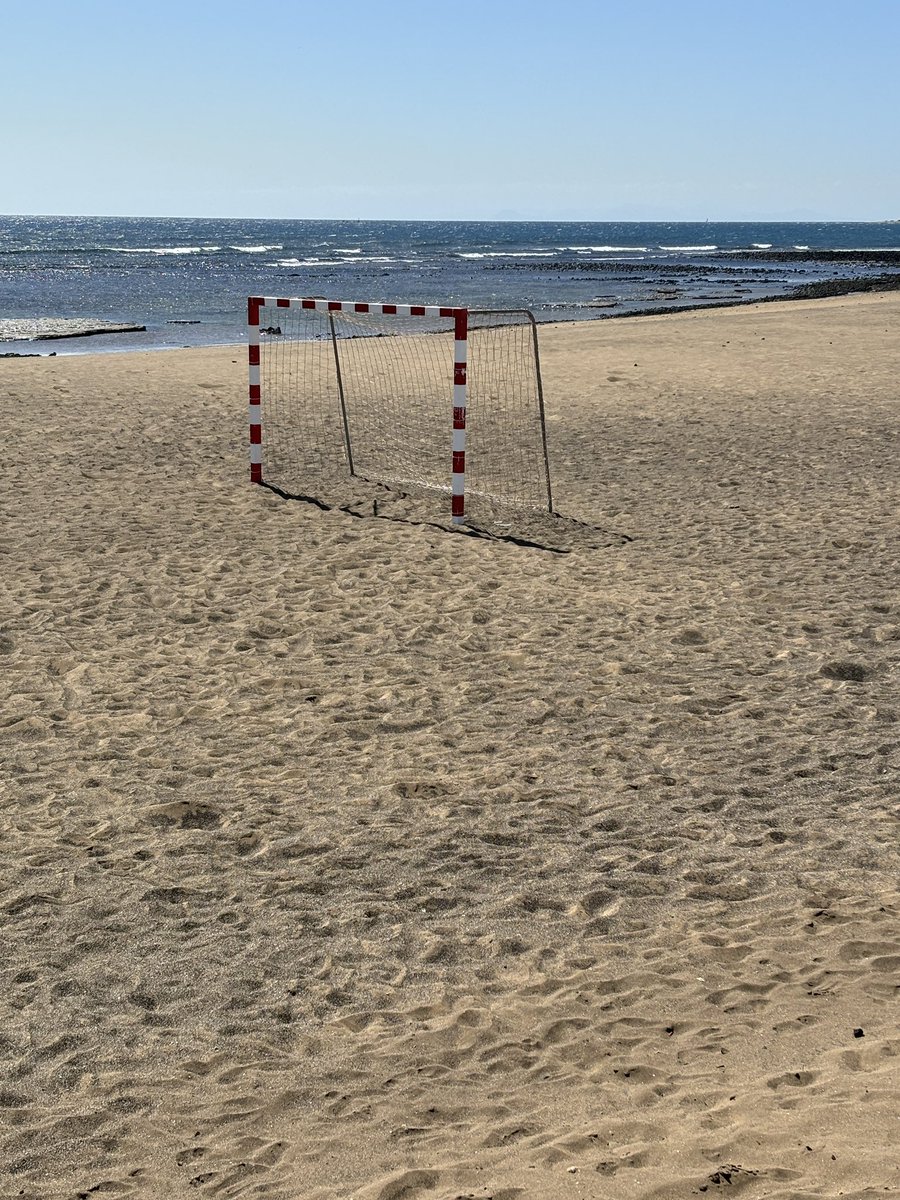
[1,216,898,354]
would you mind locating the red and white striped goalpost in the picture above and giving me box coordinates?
[248,297,469,523]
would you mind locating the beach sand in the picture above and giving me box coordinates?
[1,294,898,1199]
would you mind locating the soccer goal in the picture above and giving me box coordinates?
[248,297,553,524]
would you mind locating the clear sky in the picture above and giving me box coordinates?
[5,0,898,221]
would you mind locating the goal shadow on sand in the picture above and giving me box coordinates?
[260,478,631,555]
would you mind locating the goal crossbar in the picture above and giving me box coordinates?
[248,296,552,524]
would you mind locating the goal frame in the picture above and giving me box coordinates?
[248,295,552,524]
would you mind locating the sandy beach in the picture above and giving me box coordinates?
[1,293,898,1199]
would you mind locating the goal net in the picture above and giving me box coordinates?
[248,297,553,523]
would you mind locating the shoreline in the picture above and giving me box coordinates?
[4,279,900,357]
[603,270,900,321]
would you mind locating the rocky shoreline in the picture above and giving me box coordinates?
[785,272,900,298]
[484,250,900,323]
[593,272,900,322]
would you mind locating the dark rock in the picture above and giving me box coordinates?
[727,249,900,264]
[786,273,900,300]
[33,323,146,341]
[820,660,871,682]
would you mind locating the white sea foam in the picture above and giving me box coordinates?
[230,244,282,253]
[272,255,399,267]
[457,251,556,259]
[116,245,221,255]
[659,244,718,251]
[751,243,774,249]
[558,245,649,252]
[794,245,810,250]
[334,248,362,254]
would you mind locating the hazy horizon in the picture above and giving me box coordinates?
[3,212,898,224]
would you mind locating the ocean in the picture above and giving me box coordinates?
[2,216,899,354]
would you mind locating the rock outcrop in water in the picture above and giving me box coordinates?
[727,249,900,264]
[34,323,146,341]
[0,318,146,342]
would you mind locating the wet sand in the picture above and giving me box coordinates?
[1,293,898,1199]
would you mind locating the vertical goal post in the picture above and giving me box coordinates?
[248,296,553,525]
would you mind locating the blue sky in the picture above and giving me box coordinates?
[5,0,898,220]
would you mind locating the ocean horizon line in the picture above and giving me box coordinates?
[3,212,899,225]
